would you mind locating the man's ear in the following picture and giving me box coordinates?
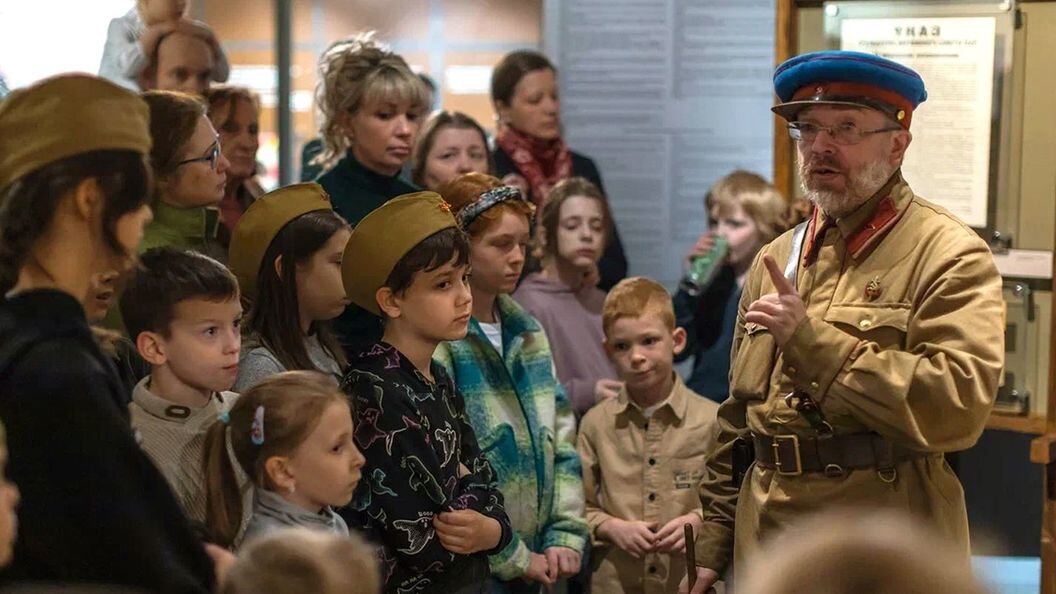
[272,255,284,279]
[671,326,688,357]
[264,456,295,493]
[889,130,912,167]
[136,330,168,366]
[376,286,402,319]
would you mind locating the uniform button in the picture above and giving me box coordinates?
[788,366,797,376]
[648,458,656,466]
[648,493,656,502]
[810,381,820,390]
[859,319,872,329]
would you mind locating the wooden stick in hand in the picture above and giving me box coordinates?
[685,523,697,590]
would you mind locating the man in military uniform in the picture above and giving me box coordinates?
[681,50,1005,593]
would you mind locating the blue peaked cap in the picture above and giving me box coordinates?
[772,51,927,126]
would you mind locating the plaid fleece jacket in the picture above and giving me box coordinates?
[434,295,588,580]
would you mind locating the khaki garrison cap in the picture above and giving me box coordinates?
[0,74,151,190]
[228,182,334,298]
[342,191,457,316]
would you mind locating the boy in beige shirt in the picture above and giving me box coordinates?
[577,277,720,594]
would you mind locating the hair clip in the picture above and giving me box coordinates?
[251,405,265,446]
[218,411,230,425]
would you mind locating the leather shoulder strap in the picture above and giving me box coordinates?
[783,221,809,284]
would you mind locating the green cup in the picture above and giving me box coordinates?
[682,235,728,296]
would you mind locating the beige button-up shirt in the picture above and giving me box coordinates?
[578,374,719,594]
[694,173,1005,576]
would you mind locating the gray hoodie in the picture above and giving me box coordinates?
[513,272,619,416]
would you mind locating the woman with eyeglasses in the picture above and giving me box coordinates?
[140,90,231,259]
[206,85,264,249]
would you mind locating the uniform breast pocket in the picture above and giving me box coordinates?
[729,321,776,402]
[823,304,910,350]
[671,466,706,515]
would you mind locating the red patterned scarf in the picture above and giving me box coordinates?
[496,125,573,206]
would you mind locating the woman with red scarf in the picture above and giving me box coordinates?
[491,50,627,292]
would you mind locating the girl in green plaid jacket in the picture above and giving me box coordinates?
[434,174,588,594]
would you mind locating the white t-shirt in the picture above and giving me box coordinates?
[641,396,672,419]
[480,320,503,356]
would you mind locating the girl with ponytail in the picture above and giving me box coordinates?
[202,370,364,547]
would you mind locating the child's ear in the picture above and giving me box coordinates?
[376,287,402,319]
[602,338,616,361]
[70,177,103,222]
[136,331,168,366]
[671,326,688,356]
[533,224,547,249]
[272,255,284,279]
[264,456,296,493]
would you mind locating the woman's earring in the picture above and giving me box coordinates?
[287,483,296,494]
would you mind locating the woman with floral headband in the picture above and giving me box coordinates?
[435,173,588,594]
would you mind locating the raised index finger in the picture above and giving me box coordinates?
[762,255,797,296]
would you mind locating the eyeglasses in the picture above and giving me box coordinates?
[177,141,222,170]
[787,122,902,146]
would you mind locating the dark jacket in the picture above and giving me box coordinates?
[673,265,741,403]
[317,152,420,353]
[494,146,628,291]
[0,290,214,593]
[342,342,512,594]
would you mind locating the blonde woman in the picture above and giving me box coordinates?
[314,33,429,226]
[312,33,430,348]
[673,170,792,402]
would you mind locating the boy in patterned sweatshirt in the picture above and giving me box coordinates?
[339,191,512,594]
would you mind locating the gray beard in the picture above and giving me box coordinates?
[799,157,896,219]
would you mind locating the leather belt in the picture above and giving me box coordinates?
[753,432,928,480]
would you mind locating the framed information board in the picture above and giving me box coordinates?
[543,0,777,288]
[824,1,1016,231]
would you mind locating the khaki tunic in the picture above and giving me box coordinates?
[578,375,719,594]
[694,173,1005,575]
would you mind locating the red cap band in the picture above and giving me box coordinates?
[791,81,915,129]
